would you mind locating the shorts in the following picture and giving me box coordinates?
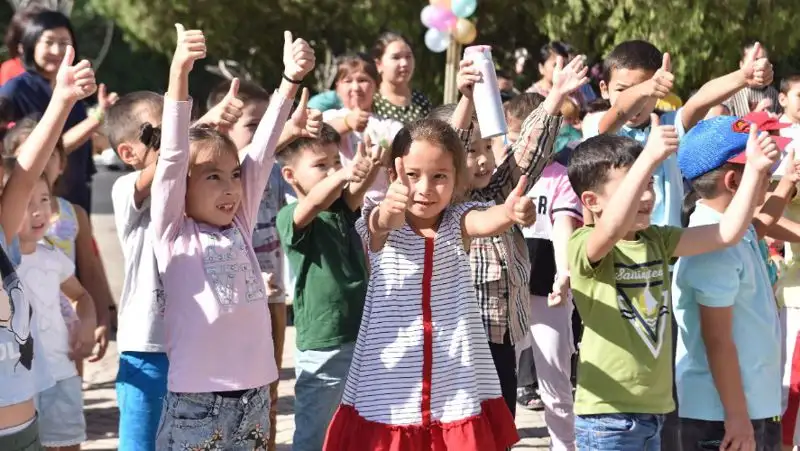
[0,417,43,451]
[116,351,169,451]
[34,376,86,447]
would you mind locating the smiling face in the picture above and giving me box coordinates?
[395,140,458,227]
[466,130,495,189]
[185,142,242,227]
[601,67,658,128]
[20,177,51,244]
[336,67,377,112]
[376,40,415,86]
[33,27,72,78]
[281,143,342,198]
[582,166,655,236]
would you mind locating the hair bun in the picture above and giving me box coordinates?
[139,122,162,149]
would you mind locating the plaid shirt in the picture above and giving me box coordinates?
[466,105,562,344]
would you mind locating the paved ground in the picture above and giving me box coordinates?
[82,167,551,450]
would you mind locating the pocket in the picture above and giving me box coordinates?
[169,393,216,428]
[580,414,635,434]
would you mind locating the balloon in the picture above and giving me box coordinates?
[420,5,456,31]
[430,0,452,7]
[453,18,477,44]
[451,0,478,18]
[424,28,451,53]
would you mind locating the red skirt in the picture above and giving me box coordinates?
[323,397,519,451]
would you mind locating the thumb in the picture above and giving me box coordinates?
[226,78,240,99]
[298,87,310,110]
[394,157,409,185]
[754,98,772,112]
[511,175,528,199]
[650,113,660,128]
[175,23,185,38]
[661,52,671,72]
[357,142,368,159]
[555,55,564,73]
[284,30,294,53]
[746,42,762,65]
[60,45,74,70]
[98,83,107,99]
[749,123,759,142]
[788,146,795,164]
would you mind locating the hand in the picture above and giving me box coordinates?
[77,320,96,359]
[66,319,82,361]
[283,31,315,81]
[345,108,370,133]
[548,273,570,307]
[96,83,119,112]
[551,55,590,97]
[87,324,109,363]
[346,142,373,185]
[380,157,412,230]
[752,98,772,113]
[740,42,773,88]
[645,53,674,99]
[286,88,321,139]
[366,134,390,168]
[721,414,756,451]
[203,78,244,133]
[53,46,97,104]
[456,59,482,98]
[173,24,206,72]
[745,124,781,173]
[504,175,536,226]
[783,147,800,184]
[642,114,679,162]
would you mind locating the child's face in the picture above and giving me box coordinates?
[282,143,342,197]
[20,178,51,244]
[538,53,559,84]
[780,82,800,123]
[583,166,655,234]
[601,68,658,127]
[466,133,495,189]
[395,140,457,224]
[185,145,242,227]
[228,101,268,150]
[376,40,415,86]
[336,69,376,111]
[33,27,72,78]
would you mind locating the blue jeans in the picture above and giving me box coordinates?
[575,413,664,450]
[293,342,354,451]
[156,387,270,450]
[116,351,169,451]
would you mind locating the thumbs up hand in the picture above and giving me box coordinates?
[54,45,97,104]
[741,42,773,88]
[379,157,412,231]
[283,31,315,82]
[643,113,679,162]
[645,53,674,99]
[346,142,374,185]
[746,124,781,173]
[201,78,244,133]
[172,24,206,72]
[288,88,322,139]
[504,175,536,226]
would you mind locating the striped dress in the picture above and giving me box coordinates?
[324,202,519,451]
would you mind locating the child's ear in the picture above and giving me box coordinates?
[779,93,788,109]
[117,143,137,166]
[599,81,609,100]
[722,168,743,193]
[580,191,601,215]
[281,166,295,185]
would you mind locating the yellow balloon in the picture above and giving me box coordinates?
[453,18,477,45]
[430,0,452,8]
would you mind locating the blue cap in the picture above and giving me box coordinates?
[677,115,750,181]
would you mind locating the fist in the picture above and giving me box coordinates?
[283,31,315,81]
[504,175,536,226]
[173,24,206,71]
[347,142,374,184]
[347,109,370,133]
[643,114,679,162]
[456,59,482,98]
[647,53,673,99]
[746,125,781,173]
[54,46,97,103]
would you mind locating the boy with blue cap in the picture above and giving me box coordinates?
[673,115,784,451]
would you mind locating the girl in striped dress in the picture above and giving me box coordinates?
[324,118,537,450]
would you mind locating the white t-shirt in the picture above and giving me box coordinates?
[18,243,76,382]
[111,171,167,353]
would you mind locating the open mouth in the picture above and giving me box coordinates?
[31,222,47,232]
[414,200,435,207]
[216,203,236,213]
[474,169,490,178]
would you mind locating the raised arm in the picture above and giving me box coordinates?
[343,142,380,211]
[61,84,118,154]
[150,24,204,242]
[2,46,96,244]
[276,90,322,151]
[585,116,678,263]
[451,59,480,131]
[599,53,673,135]
[463,175,536,238]
[682,43,772,131]
[674,127,781,257]
[753,150,798,238]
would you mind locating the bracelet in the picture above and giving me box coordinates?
[90,107,105,124]
[343,115,353,131]
[282,73,302,84]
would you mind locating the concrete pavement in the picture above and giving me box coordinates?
[82,167,552,450]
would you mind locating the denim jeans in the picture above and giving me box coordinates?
[116,352,169,451]
[575,413,664,450]
[155,386,270,450]
[293,342,354,451]
[680,417,781,451]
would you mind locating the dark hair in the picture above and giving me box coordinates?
[20,10,78,73]
[567,134,642,196]
[206,79,270,112]
[105,91,163,151]
[690,163,743,199]
[4,5,46,59]
[781,75,800,94]
[539,41,571,65]
[334,53,380,88]
[390,118,467,191]
[3,115,65,163]
[276,122,340,166]
[601,40,662,83]
[504,92,545,121]
[188,124,239,165]
[585,98,611,114]
[372,32,412,61]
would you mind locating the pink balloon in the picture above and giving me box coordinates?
[421,5,456,31]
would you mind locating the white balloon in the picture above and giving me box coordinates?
[424,28,451,53]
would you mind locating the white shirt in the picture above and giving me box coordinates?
[111,171,167,353]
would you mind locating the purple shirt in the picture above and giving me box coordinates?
[150,94,291,392]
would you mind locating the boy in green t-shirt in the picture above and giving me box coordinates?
[275,123,380,451]
[562,116,780,450]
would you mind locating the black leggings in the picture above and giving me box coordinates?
[489,331,517,418]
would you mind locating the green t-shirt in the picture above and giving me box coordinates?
[277,198,367,350]
[568,225,683,415]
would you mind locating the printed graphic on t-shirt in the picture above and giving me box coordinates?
[201,227,265,306]
[615,260,670,358]
[0,248,31,370]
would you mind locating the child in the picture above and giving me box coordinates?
[565,116,779,450]
[779,75,800,144]
[0,45,96,451]
[724,42,782,117]
[673,116,784,450]
[150,25,313,449]
[276,123,378,450]
[105,90,167,450]
[490,92,545,164]
[324,118,538,450]
[17,173,96,451]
